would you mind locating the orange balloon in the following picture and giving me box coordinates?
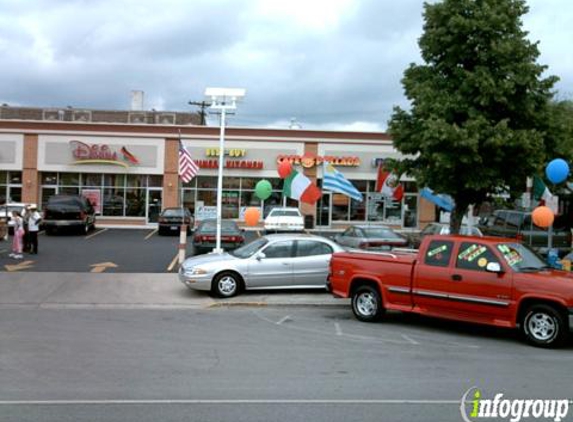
[532,206,554,228]
[244,207,261,226]
[278,160,292,179]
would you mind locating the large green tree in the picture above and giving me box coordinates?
[388,0,558,232]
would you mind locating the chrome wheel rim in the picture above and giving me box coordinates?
[356,292,377,316]
[528,313,556,342]
[218,276,237,296]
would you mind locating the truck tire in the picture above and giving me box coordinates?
[521,304,568,348]
[352,285,385,322]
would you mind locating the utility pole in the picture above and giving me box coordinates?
[188,101,209,125]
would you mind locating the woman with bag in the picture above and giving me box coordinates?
[10,210,24,259]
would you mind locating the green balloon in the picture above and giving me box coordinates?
[255,180,272,200]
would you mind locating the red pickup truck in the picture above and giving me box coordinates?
[329,235,573,348]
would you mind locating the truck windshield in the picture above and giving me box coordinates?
[496,242,547,272]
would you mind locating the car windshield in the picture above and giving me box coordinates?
[231,237,268,258]
[270,210,300,217]
[362,228,402,238]
[496,242,547,272]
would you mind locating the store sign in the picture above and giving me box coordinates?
[205,148,246,157]
[277,154,360,168]
[196,160,264,169]
[70,141,139,168]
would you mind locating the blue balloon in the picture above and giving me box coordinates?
[545,159,570,184]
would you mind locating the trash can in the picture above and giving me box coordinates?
[304,215,314,230]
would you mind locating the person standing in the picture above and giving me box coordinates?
[22,205,31,252]
[27,205,41,254]
[10,210,24,259]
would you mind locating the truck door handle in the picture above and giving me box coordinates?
[451,274,463,281]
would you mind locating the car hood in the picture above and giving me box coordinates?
[516,269,573,298]
[181,252,239,269]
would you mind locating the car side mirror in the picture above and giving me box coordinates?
[486,262,503,273]
[256,252,266,261]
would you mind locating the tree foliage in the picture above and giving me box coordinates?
[388,0,558,232]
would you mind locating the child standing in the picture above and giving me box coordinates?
[10,210,24,259]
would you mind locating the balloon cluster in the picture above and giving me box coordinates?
[532,159,570,228]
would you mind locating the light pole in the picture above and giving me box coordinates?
[204,87,246,253]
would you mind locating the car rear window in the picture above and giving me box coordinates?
[270,210,301,217]
[163,209,185,217]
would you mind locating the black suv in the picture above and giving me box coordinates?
[479,210,571,256]
[43,195,96,235]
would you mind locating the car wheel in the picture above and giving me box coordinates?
[212,272,241,298]
[351,285,385,322]
[521,304,568,348]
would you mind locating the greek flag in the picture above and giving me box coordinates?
[322,161,363,202]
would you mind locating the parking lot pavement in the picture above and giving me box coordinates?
[0,271,347,309]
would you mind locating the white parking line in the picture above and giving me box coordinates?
[145,229,157,240]
[85,228,108,240]
[401,334,420,345]
[334,322,343,336]
[276,315,291,325]
[167,253,179,272]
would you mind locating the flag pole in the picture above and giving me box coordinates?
[178,129,187,266]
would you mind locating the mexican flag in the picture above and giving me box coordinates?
[533,175,553,204]
[283,169,322,204]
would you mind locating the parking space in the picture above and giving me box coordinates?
[0,228,262,273]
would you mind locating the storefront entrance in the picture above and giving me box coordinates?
[147,189,162,223]
[316,192,331,228]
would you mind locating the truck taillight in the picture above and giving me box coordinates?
[516,234,523,242]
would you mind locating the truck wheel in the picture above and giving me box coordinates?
[521,304,568,348]
[352,285,384,322]
[212,272,242,298]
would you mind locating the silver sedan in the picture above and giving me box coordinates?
[178,234,345,297]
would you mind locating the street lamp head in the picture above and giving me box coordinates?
[204,87,246,108]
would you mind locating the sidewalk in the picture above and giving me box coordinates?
[0,272,348,309]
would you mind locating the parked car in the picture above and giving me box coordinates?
[180,233,345,297]
[329,234,573,348]
[264,207,304,232]
[192,219,245,254]
[158,207,193,235]
[333,225,409,250]
[43,195,96,235]
[0,203,37,234]
[410,222,483,248]
[479,210,571,256]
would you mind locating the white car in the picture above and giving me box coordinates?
[264,207,305,232]
[0,203,36,234]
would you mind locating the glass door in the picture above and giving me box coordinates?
[316,192,331,227]
[147,188,162,223]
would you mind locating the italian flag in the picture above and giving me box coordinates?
[533,175,553,204]
[283,169,322,204]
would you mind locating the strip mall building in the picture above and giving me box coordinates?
[0,106,435,229]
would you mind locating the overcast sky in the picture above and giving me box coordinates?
[0,0,571,132]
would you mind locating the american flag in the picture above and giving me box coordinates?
[179,142,199,183]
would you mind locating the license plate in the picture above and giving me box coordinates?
[171,226,177,230]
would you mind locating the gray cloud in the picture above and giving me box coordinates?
[0,0,570,132]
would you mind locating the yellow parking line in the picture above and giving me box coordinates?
[145,229,157,240]
[167,253,179,272]
[85,228,108,240]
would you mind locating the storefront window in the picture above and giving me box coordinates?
[60,187,80,195]
[41,173,57,185]
[41,187,57,208]
[240,178,258,190]
[9,172,22,184]
[332,194,349,221]
[104,174,125,187]
[197,190,216,206]
[82,173,102,187]
[127,175,147,188]
[224,177,240,189]
[59,173,79,186]
[404,194,418,228]
[103,188,125,216]
[0,172,6,184]
[182,190,196,214]
[222,191,239,219]
[125,189,145,217]
[197,176,217,189]
[9,187,22,202]
[241,191,261,208]
[148,175,163,187]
